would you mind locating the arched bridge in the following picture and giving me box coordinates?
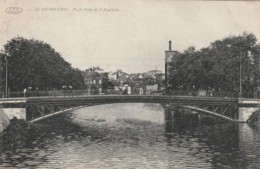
[1,95,260,123]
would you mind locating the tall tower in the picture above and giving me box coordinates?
[165,41,177,95]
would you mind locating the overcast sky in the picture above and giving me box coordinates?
[0,0,260,73]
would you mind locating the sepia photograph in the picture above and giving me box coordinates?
[0,0,260,168]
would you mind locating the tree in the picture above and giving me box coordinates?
[0,36,85,91]
[168,32,260,95]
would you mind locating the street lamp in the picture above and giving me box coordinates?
[5,54,8,98]
[227,39,243,98]
[239,50,242,98]
[238,36,246,98]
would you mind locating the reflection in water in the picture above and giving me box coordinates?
[0,103,260,168]
[164,106,201,133]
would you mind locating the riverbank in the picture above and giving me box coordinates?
[247,110,260,129]
[0,108,26,132]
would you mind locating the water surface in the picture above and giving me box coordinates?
[0,103,260,169]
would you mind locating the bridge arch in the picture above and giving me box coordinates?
[29,102,235,123]
[2,95,260,123]
[178,105,235,122]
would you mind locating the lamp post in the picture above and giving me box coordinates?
[227,40,243,98]
[5,54,8,98]
[239,51,242,98]
[238,36,246,98]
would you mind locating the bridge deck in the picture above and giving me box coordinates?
[1,96,260,123]
[0,95,237,106]
[0,95,238,107]
[0,95,259,107]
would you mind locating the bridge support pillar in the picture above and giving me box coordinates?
[164,106,175,132]
[238,107,260,122]
[0,108,26,120]
[26,106,35,121]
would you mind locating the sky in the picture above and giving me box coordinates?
[0,0,260,73]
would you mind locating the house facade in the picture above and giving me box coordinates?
[83,70,114,94]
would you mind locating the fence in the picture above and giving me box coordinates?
[8,90,90,98]
[0,89,259,98]
[170,90,258,98]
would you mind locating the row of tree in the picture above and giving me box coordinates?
[168,32,260,94]
[1,33,259,95]
[0,37,85,92]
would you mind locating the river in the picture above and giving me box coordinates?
[0,103,260,169]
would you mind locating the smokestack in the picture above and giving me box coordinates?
[169,41,172,51]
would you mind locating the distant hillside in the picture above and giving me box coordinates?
[146,70,163,76]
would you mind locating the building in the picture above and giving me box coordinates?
[83,71,103,94]
[122,84,131,95]
[146,84,159,95]
[108,70,129,86]
[116,69,128,86]
[108,72,117,81]
[165,41,178,94]
[83,70,114,94]
[131,74,146,95]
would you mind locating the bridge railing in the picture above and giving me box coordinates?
[8,90,91,97]
[172,90,239,97]
[1,89,259,98]
[169,90,258,98]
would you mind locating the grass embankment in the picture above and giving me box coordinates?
[0,117,38,152]
[0,114,84,153]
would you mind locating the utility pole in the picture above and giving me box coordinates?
[238,37,245,98]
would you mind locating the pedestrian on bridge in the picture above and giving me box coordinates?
[69,85,73,96]
[23,88,27,97]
